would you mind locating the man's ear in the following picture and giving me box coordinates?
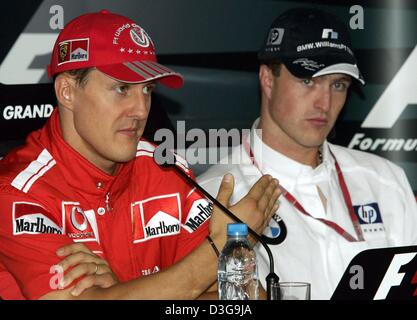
[54,74,77,111]
[259,65,274,100]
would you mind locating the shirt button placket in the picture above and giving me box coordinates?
[96,181,106,216]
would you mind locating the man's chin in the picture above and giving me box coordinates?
[111,150,138,163]
[300,140,326,150]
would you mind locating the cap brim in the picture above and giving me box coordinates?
[97,60,184,88]
[282,55,365,85]
[312,63,365,85]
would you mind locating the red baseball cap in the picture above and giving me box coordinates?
[48,10,183,88]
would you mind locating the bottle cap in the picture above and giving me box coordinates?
[227,223,248,237]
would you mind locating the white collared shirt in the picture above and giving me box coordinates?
[197,118,417,299]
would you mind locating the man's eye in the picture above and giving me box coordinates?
[333,82,348,91]
[116,85,128,94]
[302,79,313,86]
[142,85,155,95]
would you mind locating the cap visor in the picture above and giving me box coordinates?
[97,60,184,88]
[283,55,365,85]
[312,63,365,85]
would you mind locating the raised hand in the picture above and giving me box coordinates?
[210,173,281,242]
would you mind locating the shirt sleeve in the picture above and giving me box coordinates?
[174,171,211,262]
[0,192,74,300]
[0,263,25,300]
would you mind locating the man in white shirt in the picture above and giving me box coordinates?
[197,7,417,299]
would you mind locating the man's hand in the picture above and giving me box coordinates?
[56,243,118,296]
[210,174,281,243]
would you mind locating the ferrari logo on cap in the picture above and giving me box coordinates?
[58,42,69,63]
[57,38,89,66]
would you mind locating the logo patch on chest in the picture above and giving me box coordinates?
[353,202,385,233]
[62,202,99,242]
[13,202,62,235]
[131,193,181,243]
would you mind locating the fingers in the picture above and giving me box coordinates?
[58,251,103,272]
[256,178,278,213]
[267,188,281,214]
[232,174,281,236]
[57,243,109,265]
[260,188,281,232]
[257,179,281,231]
[247,174,272,200]
[56,243,92,257]
[70,275,95,297]
[61,263,111,288]
[215,174,234,207]
[71,273,118,297]
[54,243,118,295]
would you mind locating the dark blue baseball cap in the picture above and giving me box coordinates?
[258,7,365,85]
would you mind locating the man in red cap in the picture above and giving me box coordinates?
[0,10,280,299]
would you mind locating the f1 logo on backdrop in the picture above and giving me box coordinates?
[374,252,417,299]
[361,46,417,129]
[131,193,182,243]
[345,45,417,193]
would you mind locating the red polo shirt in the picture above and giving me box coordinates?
[0,109,211,299]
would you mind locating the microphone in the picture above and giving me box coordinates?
[155,153,280,300]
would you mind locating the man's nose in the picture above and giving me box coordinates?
[314,85,331,112]
[128,89,150,120]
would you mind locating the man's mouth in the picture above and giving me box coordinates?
[118,128,138,138]
[307,117,328,127]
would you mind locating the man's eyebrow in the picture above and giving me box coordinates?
[112,80,130,86]
[334,76,352,82]
[111,80,157,86]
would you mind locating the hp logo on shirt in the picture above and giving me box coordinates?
[354,203,383,224]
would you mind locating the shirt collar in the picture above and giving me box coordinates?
[248,118,335,193]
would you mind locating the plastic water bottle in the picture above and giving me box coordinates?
[218,223,259,300]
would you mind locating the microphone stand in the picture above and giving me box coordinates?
[163,159,280,300]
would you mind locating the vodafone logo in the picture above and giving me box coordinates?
[70,206,88,231]
[62,202,99,242]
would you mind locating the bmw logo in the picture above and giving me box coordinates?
[261,213,287,245]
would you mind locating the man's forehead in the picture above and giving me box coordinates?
[94,69,156,85]
[312,73,353,82]
[282,64,352,82]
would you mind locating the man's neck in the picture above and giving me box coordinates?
[257,120,322,168]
